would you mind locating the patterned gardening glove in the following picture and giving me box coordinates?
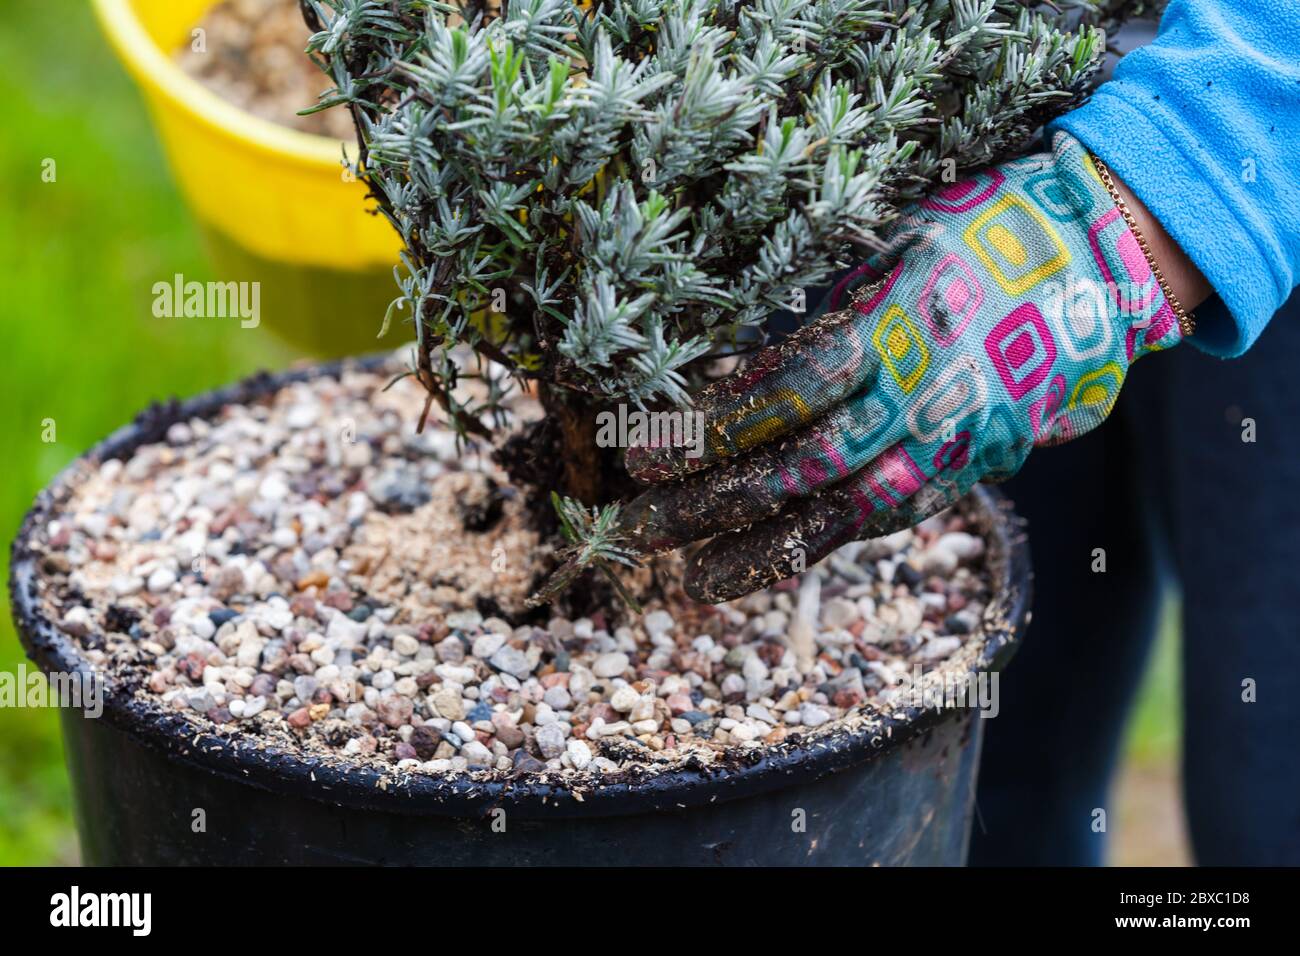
[622,131,1184,603]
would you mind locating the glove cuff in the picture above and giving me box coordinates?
[1046,131,1185,360]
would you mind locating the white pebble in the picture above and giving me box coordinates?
[642,609,675,636]
[592,652,629,679]
[566,739,592,770]
[110,575,143,597]
[609,686,640,713]
[146,566,177,593]
[257,474,290,502]
[800,703,830,727]
[461,741,493,768]
[936,532,984,560]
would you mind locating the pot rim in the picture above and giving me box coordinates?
[10,356,1032,820]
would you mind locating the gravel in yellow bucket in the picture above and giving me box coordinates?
[93,0,403,356]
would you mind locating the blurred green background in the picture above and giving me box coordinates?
[0,0,1185,865]
[0,0,293,865]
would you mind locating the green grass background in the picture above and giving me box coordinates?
[0,1,1181,865]
[0,0,285,864]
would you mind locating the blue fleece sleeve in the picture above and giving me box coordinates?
[1048,0,1300,357]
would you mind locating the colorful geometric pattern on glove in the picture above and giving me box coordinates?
[621,131,1182,603]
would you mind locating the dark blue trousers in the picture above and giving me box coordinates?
[971,291,1300,866]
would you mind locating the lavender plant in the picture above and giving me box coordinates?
[300,0,1157,594]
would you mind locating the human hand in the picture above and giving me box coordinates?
[621,131,1185,603]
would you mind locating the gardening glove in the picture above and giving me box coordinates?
[621,131,1185,603]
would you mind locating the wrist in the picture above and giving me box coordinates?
[1091,154,1208,338]
[1104,167,1213,313]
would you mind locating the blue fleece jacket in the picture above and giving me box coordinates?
[1048,0,1300,357]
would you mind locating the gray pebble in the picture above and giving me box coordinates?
[542,685,572,710]
[536,722,567,758]
[472,633,506,659]
[489,645,534,679]
[368,465,430,513]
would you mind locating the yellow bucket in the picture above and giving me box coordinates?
[93,0,404,354]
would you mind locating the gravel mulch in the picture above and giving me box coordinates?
[29,355,996,781]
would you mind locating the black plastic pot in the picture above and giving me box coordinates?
[11,358,1031,866]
